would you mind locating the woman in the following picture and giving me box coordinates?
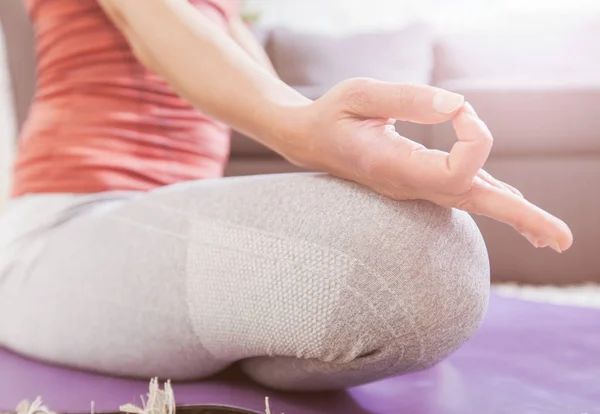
[0,0,572,391]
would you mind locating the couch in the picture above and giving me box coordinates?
[1,2,599,284]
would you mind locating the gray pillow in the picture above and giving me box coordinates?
[266,24,435,88]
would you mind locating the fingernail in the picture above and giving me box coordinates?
[523,232,537,246]
[463,102,493,136]
[463,102,478,119]
[536,238,551,248]
[384,124,396,132]
[433,91,464,114]
[550,241,563,253]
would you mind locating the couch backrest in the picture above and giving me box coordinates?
[433,28,600,84]
[0,0,36,133]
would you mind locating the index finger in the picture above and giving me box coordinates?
[342,79,465,124]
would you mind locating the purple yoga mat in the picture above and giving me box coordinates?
[1,294,599,414]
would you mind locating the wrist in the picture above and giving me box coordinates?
[251,88,316,164]
[271,101,325,169]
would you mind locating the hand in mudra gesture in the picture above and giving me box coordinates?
[286,78,572,252]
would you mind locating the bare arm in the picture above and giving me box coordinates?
[228,16,278,77]
[96,0,572,252]
[98,0,308,156]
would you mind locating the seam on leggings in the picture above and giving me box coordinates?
[141,200,425,366]
[185,214,406,365]
[110,211,405,355]
[100,214,220,362]
[115,201,425,366]
[142,200,425,367]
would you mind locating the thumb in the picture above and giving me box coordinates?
[339,78,465,124]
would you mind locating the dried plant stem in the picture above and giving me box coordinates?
[13,379,283,414]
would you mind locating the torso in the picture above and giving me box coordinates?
[12,0,238,197]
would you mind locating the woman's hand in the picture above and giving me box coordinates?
[96,1,572,252]
[285,78,573,253]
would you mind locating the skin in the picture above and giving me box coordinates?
[97,0,573,253]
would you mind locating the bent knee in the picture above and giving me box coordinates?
[415,205,490,360]
[313,200,489,372]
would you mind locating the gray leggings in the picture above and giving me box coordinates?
[0,173,489,391]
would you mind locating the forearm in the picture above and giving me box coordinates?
[229,16,278,78]
[99,0,310,154]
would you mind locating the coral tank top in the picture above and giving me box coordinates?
[12,0,238,197]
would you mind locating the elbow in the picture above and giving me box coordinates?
[98,0,130,29]
[97,0,161,73]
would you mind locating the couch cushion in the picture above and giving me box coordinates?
[267,24,435,88]
[431,77,600,155]
[225,157,308,176]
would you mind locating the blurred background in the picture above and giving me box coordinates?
[1,0,600,301]
[243,0,600,35]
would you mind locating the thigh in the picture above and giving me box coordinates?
[144,173,487,375]
[0,173,488,381]
[0,188,223,379]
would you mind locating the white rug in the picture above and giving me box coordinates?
[494,283,600,309]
